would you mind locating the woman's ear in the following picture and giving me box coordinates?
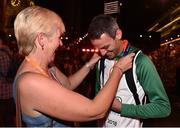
[36,32,46,49]
[115,29,122,40]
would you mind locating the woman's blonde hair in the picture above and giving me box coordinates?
[14,6,65,56]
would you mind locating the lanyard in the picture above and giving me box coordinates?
[25,56,49,77]
[115,39,129,61]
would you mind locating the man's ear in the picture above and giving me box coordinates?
[115,29,122,40]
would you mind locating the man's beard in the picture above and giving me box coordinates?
[103,52,116,60]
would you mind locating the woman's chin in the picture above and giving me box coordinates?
[51,53,55,62]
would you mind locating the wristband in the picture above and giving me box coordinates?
[113,65,123,74]
[85,62,93,70]
[116,96,122,102]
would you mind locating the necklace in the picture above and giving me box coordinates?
[25,56,49,77]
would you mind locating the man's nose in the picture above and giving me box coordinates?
[99,49,107,56]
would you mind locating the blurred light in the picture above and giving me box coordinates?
[11,0,21,7]
[161,37,180,46]
[95,49,99,52]
[157,17,180,32]
[83,33,88,39]
[149,35,152,38]
[91,49,94,52]
[82,48,99,53]
[140,35,142,37]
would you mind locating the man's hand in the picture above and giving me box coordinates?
[111,98,122,113]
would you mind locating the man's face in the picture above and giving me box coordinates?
[91,33,121,60]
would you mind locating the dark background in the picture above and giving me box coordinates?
[34,0,178,33]
[34,0,179,52]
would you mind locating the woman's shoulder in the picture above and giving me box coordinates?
[16,71,51,88]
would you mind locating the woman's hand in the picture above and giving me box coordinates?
[114,53,135,73]
[85,53,101,69]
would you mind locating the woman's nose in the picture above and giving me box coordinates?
[59,39,63,46]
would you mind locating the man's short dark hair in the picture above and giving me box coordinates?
[88,14,119,40]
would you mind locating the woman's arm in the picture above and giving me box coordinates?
[49,53,100,90]
[20,53,135,121]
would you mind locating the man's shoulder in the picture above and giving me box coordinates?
[134,51,154,71]
[128,45,139,53]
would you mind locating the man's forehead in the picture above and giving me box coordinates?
[100,33,110,39]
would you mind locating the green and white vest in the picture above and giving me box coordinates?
[96,50,146,127]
